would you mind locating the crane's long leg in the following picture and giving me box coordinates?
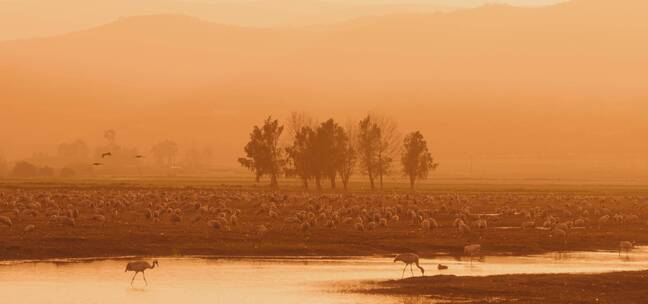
[410,264,414,276]
[131,272,137,286]
[143,271,148,286]
[401,264,407,279]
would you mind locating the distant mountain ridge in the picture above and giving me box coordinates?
[0,0,466,41]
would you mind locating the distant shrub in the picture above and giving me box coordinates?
[11,161,39,178]
[60,167,77,178]
[39,166,55,177]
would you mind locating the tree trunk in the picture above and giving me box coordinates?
[410,175,416,190]
[315,175,322,190]
[368,172,375,190]
[302,178,309,189]
[329,174,336,189]
[342,176,349,191]
[378,154,384,190]
[270,174,278,188]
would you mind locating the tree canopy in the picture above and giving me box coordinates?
[402,131,438,189]
[239,116,285,188]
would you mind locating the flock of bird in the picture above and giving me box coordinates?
[91,151,144,167]
[0,188,645,285]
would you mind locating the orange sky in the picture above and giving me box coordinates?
[0,0,565,40]
[1,0,647,180]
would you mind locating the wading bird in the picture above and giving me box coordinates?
[394,253,424,278]
[125,260,159,286]
[464,244,481,265]
[619,241,635,257]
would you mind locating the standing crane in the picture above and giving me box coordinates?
[125,260,159,286]
[394,253,425,278]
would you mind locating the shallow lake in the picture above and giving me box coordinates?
[2,247,648,304]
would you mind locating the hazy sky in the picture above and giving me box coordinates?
[5,0,646,180]
[0,0,566,40]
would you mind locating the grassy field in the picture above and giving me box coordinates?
[1,178,648,261]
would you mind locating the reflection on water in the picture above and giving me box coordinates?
[1,247,648,304]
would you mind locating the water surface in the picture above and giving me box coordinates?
[2,247,648,304]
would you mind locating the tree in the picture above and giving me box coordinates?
[183,147,214,172]
[60,167,77,178]
[11,161,38,178]
[286,111,316,140]
[401,131,439,189]
[357,115,382,190]
[0,155,7,177]
[151,140,179,168]
[39,166,55,178]
[58,139,89,163]
[372,114,401,190]
[314,119,347,189]
[286,126,316,189]
[287,118,353,191]
[239,117,285,188]
[104,129,117,144]
[338,122,357,191]
[94,129,140,174]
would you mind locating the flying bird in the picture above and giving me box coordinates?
[101,152,112,158]
[91,162,104,166]
[135,155,145,159]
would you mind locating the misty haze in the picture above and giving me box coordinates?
[1,0,648,303]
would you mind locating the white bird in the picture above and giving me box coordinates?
[394,253,425,278]
[125,260,159,286]
[24,224,35,234]
[0,216,12,229]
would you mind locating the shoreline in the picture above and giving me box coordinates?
[357,270,648,303]
[0,245,637,263]
[0,239,633,263]
[1,223,643,262]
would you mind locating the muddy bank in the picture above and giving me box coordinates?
[1,225,647,261]
[361,270,648,303]
[1,216,648,261]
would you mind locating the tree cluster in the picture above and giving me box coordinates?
[239,114,438,190]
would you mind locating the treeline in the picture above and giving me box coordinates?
[0,129,214,178]
[239,113,438,190]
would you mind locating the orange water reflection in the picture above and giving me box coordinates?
[1,248,647,304]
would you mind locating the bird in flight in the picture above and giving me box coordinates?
[135,155,145,159]
[91,162,103,166]
[101,152,112,158]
